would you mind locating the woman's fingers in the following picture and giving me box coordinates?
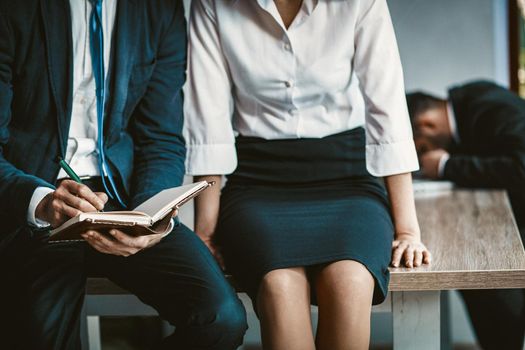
[404,246,414,268]
[414,249,423,267]
[423,249,432,264]
[391,242,406,267]
[392,241,432,268]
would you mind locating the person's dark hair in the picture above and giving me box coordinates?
[405,92,445,124]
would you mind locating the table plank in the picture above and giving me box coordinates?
[389,189,525,291]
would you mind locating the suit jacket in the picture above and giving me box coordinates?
[444,81,525,230]
[0,0,187,246]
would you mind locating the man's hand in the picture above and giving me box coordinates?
[35,180,108,227]
[81,230,165,257]
[81,210,177,257]
[420,149,449,179]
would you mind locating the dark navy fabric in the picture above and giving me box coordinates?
[216,127,394,306]
[0,0,187,249]
[0,1,248,349]
[1,178,248,350]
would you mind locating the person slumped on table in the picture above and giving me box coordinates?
[185,0,431,349]
[407,80,525,350]
[0,0,247,349]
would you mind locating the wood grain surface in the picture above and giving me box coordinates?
[86,189,525,295]
[389,189,525,291]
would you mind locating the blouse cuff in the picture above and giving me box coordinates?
[185,143,238,176]
[366,139,420,177]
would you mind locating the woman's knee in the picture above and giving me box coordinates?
[317,260,375,293]
[259,267,308,298]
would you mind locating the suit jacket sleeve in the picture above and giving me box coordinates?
[128,2,187,208]
[0,11,54,226]
[444,154,525,192]
[443,93,525,192]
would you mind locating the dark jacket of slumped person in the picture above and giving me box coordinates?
[445,81,525,232]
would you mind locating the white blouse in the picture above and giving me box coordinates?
[184,0,419,177]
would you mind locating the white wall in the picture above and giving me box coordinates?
[389,0,509,97]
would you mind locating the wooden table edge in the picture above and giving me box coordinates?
[388,269,525,291]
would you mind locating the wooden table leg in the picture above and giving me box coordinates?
[392,291,441,350]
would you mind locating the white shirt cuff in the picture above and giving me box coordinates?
[27,187,54,228]
[366,139,420,177]
[437,153,450,178]
[185,143,238,176]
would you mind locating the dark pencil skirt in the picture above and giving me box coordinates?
[215,127,394,306]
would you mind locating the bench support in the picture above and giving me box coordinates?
[86,316,102,350]
[392,291,441,350]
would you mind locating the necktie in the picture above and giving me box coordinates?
[88,0,126,207]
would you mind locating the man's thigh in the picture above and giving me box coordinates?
[87,223,236,324]
[0,230,87,349]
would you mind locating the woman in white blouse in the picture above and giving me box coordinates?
[185,1,431,349]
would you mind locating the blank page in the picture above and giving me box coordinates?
[133,181,209,221]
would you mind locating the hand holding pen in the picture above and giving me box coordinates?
[34,158,108,228]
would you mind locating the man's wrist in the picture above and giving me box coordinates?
[28,187,54,227]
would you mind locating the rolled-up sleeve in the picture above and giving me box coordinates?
[353,0,419,177]
[183,0,237,176]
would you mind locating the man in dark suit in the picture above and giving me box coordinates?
[407,80,525,350]
[0,0,247,349]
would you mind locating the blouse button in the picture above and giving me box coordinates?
[284,80,294,88]
[284,43,292,51]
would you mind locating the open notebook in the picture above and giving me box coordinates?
[49,181,214,242]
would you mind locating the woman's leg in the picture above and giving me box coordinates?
[257,267,315,350]
[314,260,375,350]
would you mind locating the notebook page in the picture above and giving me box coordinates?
[133,181,209,221]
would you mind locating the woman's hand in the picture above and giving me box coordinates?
[391,234,431,268]
[384,173,432,268]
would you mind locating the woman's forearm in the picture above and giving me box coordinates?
[194,175,223,238]
[384,173,431,268]
[384,172,420,239]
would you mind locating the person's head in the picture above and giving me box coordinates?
[406,92,453,154]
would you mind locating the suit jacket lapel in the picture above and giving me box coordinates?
[106,0,138,142]
[40,0,73,157]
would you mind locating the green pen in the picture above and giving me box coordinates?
[58,157,83,184]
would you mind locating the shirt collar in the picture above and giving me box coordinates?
[255,0,318,12]
[446,101,461,144]
[255,0,319,21]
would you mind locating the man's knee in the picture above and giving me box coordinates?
[199,291,247,344]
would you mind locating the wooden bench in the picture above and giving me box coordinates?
[83,189,525,350]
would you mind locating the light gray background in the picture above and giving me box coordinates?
[179,0,510,347]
